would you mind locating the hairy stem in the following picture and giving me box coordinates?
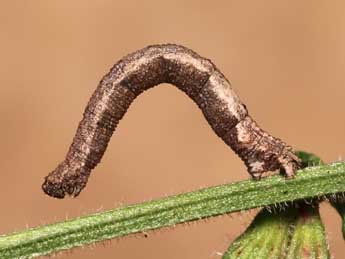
[1,162,345,258]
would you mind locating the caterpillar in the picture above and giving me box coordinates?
[42,44,301,199]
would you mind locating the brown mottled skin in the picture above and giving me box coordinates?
[42,44,301,199]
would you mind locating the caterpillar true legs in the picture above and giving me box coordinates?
[42,44,301,199]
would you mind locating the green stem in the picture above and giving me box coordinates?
[1,162,345,258]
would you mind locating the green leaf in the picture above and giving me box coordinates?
[294,151,324,167]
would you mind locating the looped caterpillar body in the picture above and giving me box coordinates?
[42,44,301,199]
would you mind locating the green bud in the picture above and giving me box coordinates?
[222,208,297,259]
[286,205,330,259]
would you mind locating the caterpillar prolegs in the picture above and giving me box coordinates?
[42,44,301,199]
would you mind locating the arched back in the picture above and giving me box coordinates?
[42,44,300,198]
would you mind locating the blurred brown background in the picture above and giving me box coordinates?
[0,1,344,258]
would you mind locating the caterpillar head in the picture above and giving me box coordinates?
[42,162,90,199]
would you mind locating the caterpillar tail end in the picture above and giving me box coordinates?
[279,150,302,178]
[42,162,90,199]
[250,149,302,181]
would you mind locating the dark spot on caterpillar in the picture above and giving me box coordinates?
[42,44,301,199]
